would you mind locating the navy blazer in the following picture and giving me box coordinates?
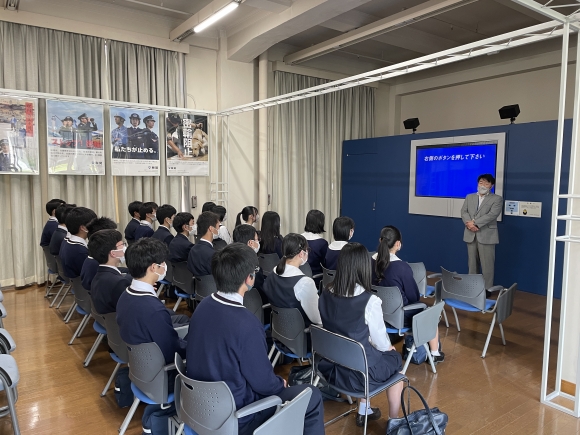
[169,234,194,264]
[324,249,340,271]
[187,239,215,277]
[124,219,140,244]
[152,226,174,247]
[305,237,328,276]
[81,257,99,291]
[91,266,132,314]
[49,227,68,256]
[59,238,88,279]
[134,223,154,240]
[371,258,420,306]
[40,219,59,247]
[260,236,283,258]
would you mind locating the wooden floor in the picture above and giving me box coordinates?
[0,284,577,434]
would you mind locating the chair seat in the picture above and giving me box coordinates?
[184,425,197,435]
[110,352,126,364]
[327,372,406,399]
[445,298,495,312]
[76,306,89,316]
[386,327,410,334]
[0,355,19,389]
[425,285,435,296]
[175,290,192,299]
[130,383,174,405]
[273,342,311,360]
[93,321,106,334]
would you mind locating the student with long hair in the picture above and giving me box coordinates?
[324,216,355,270]
[259,211,283,258]
[319,242,403,426]
[301,210,328,278]
[235,206,258,227]
[372,225,444,363]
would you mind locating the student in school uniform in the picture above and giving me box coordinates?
[191,202,216,237]
[134,201,158,240]
[40,198,66,247]
[59,207,97,279]
[235,206,258,227]
[372,225,444,364]
[233,224,266,303]
[301,210,329,280]
[258,211,283,259]
[49,204,76,256]
[124,201,142,246]
[319,242,404,427]
[263,233,321,327]
[325,216,355,270]
[211,205,231,246]
[152,204,176,247]
[187,211,220,277]
[168,212,194,264]
[81,217,118,291]
[186,243,324,435]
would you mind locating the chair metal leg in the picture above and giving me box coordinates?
[172,297,183,312]
[4,383,20,435]
[78,316,91,337]
[499,323,506,345]
[64,302,77,323]
[451,307,461,331]
[84,333,105,367]
[0,318,4,329]
[271,351,281,367]
[156,284,165,297]
[49,283,66,307]
[442,307,449,328]
[55,286,72,309]
[482,313,497,358]
[45,277,58,297]
[175,422,185,435]
[312,375,320,387]
[267,344,276,360]
[118,397,140,435]
[346,395,353,404]
[101,362,121,397]
[69,315,89,345]
[424,344,437,374]
[363,396,369,435]
[401,344,415,375]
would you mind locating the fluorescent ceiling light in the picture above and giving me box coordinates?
[194,1,239,33]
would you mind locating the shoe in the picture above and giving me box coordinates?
[428,352,445,364]
[355,408,382,427]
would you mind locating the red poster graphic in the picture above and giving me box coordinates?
[25,102,34,137]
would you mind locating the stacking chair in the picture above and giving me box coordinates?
[310,325,408,435]
[258,253,280,276]
[268,306,311,367]
[50,256,71,308]
[174,354,312,435]
[243,288,265,324]
[408,262,437,299]
[68,278,92,345]
[101,312,129,397]
[83,307,107,367]
[372,285,426,335]
[298,262,313,277]
[320,266,335,292]
[213,239,228,251]
[0,329,16,355]
[41,246,60,297]
[0,304,7,329]
[440,268,517,358]
[118,342,176,435]
[0,354,20,435]
[172,262,196,311]
[194,275,218,303]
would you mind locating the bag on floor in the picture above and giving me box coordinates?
[401,335,428,365]
[386,385,448,435]
[142,403,176,435]
[287,365,345,402]
[114,367,134,408]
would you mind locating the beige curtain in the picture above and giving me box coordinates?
[270,71,375,239]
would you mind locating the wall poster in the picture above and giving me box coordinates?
[0,96,39,174]
[166,112,209,176]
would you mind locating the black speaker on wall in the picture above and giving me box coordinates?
[403,118,420,133]
[499,104,520,124]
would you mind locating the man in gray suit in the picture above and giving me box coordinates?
[461,174,503,289]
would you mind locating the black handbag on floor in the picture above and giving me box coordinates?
[386,385,448,435]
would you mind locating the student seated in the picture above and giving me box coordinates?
[319,242,403,426]
[134,201,158,240]
[168,212,194,263]
[235,206,258,227]
[186,243,324,435]
[232,224,266,303]
[116,238,187,370]
[81,217,118,291]
[152,204,176,246]
[372,225,444,363]
[124,200,142,246]
[301,209,329,279]
[325,216,355,270]
[191,202,216,236]
[263,233,321,326]
[89,229,131,314]
[187,211,219,277]
[258,211,283,260]
[211,205,231,245]
[40,198,66,247]
[59,207,97,279]
[49,204,75,256]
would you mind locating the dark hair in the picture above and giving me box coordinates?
[233,224,257,245]
[202,201,216,213]
[304,209,325,234]
[87,216,117,238]
[332,216,355,242]
[478,173,496,185]
[55,204,76,225]
[157,204,177,225]
[328,242,372,297]
[173,212,194,233]
[212,243,258,294]
[126,238,168,279]
[261,211,281,253]
[46,199,66,216]
[139,202,158,220]
[375,225,402,282]
[197,211,219,238]
[128,201,143,218]
[65,207,97,235]
[235,206,254,227]
[88,229,122,264]
[211,205,227,222]
[275,233,309,275]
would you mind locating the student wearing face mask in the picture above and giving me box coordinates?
[152,204,176,247]
[134,201,158,240]
[59,207,97,280]
[187,211,220,277]
[324,216,355,271]
[168,212,195,263]
[461,174,503,290]
[81,217,119,291]
[211,205,232,246]
[233,224,266,304]
[263,233,321,327]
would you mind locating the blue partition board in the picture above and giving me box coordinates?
[342,121,571,297]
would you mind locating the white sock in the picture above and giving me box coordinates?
[358,402,374,415]
[431,350,440,357]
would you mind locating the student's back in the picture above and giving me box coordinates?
[325,216,355,270]
[124,218,140,245]
[49,227,68,256]
[187,240,214,276]
[134,222,154,240]
[152,226,174,246]
[40,218,59,247]
[60,236,88,278]
[371,255,420,306]
[80,257,99,290]
[91,266,132,314]
[168,234,193,263]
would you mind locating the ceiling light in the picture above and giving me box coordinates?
[194,1,239,33]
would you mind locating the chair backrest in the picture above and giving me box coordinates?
[55,255,70,283]
[253,387,312,435]
[298,262,313,278]
[310,325,368,376]
[321,266,335,289]
[213,239,228,251]
[126,342,170,404]
[103,312,129,362]
[411,302,445,347]
[440,268,487,311]
[0,328,16,354]
[270,305,308,358]
[172,262,195,295]
[71,277,92,313]
[496,283,517,324]
[372,285,405,330]
[165,261,175,285]
[174,354,238,435]
[408,262,427,297]
[42,245,58,273]
[243,288,264,324]
[195,275,218,301]
[258,253,280,276]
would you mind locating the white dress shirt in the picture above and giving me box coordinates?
[140,220,153,228]
[302,232,323,241]
[216,291,244,305]
[478,193,488,209]
[277,264,322,324]
[372,252,401,262]
[328,240,348,251]
[199,238,213,247]
[352,284,392,352]
[128,279,156,296]
[68,234,88,247]
[218,225,232,244]
[49,216,58,222]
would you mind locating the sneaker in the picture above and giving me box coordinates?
[355,408,382,427]
[428,352,445,364]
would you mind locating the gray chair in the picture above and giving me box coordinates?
[267,306,310,367]
[309,325,408,435]
[0,354,20,435]
[213,239,228,251]
[401,302,446,375]
[68,277,93,345]
[320,266,335,292]
[101,312,129,397]
[408,262,438,299]
[440,268,517,358]
[0,304,7,329]
[194,274,218,303]
[41,245,60,297]
[0,329,16,355]
[372,285,426,335]
[299,262,313,278]
[258,253,280,276]
[49,256,71,308]
[172,262,196,311]
[243,288,264,324]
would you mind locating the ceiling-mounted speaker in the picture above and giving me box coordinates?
[499,104,520,124]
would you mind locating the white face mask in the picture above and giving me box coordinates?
[112,245,126,263]
[300,251,308,266]
[150,214,157,222]
[212,227,219,240]
[154,263,167,282]
[188,225,196,235]
[478,185,490,195]
[253,241,260,253]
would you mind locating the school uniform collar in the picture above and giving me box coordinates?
[200,238,213,247]
[328,241,348,250]
[127,279,156,297]
[132,217,140,222]
[48,216,58,222]
[158,225,170,232]
[100,265,121,274]
[140,220,153,228]
[278,264,304,278]
[371,252,400,262]
[215,291,244,306]
[302,232,323,241]
[68,234,88,247]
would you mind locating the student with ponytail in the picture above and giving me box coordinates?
[372,225,444,364]
[263,233,321,326]
[235,206,258,227]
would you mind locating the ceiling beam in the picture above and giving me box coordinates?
[492,0,547,22]
[283,0,477,65]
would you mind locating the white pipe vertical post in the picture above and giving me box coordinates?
[259,52,269,213]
